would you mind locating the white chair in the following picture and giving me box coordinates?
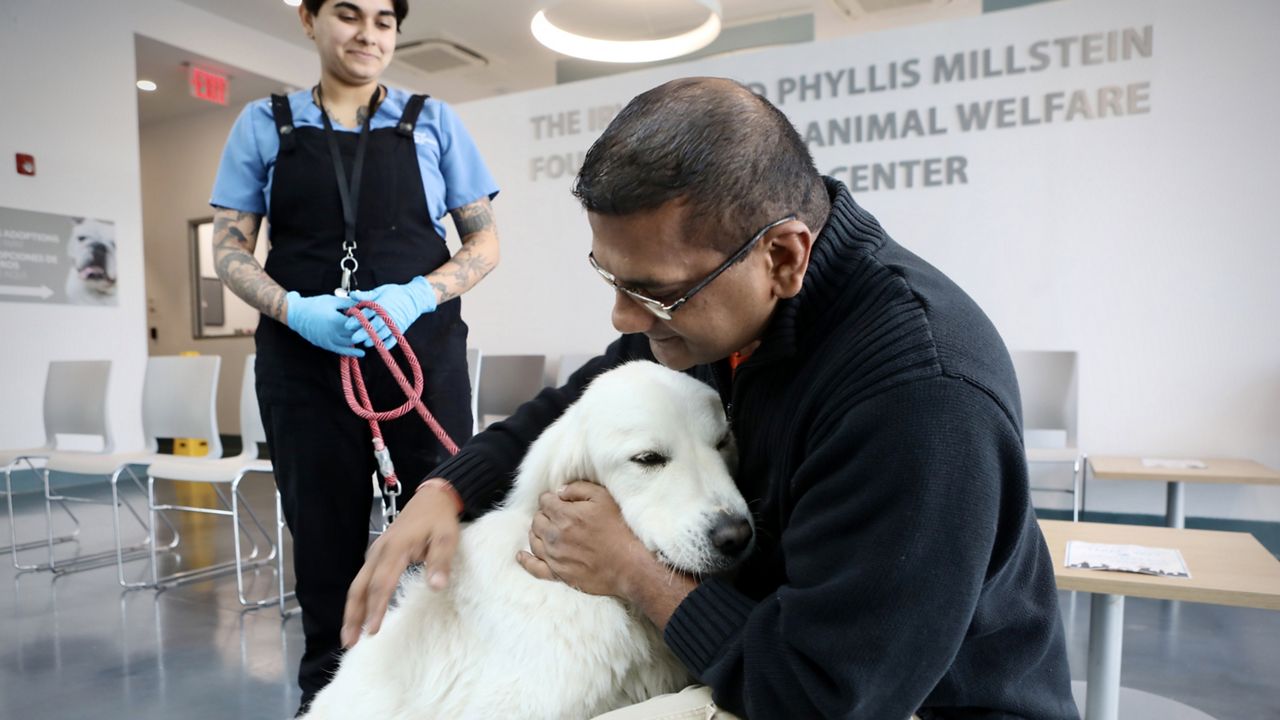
[143,355,293,614]
[4,360,112,565]
[477,354,547,429]
[1011,350,1084,521]
[38,355,222,578]
[555,353,596,387]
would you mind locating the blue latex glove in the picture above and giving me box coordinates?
[285,291,364,357]
[346,276,438,350]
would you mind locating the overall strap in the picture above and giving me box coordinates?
[396,94,430,137]
[270,94,297,153]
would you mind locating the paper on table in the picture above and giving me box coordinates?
[1065,540,1191,578]
[1141,458,1208,469]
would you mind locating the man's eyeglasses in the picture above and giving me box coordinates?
[588,214,796,320]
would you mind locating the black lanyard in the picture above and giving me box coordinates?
[317,84,381,294]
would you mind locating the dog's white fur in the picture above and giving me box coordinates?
[302,361,752,720]
[64,218,117,305]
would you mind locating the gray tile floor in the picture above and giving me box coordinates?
[3,478,1279,719]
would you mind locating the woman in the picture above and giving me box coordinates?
[208,0,498,713]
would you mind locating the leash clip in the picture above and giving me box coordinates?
[372,438,398,487]
[372,437,401,522]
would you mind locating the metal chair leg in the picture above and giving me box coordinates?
[215,485,261,561]
[231,472,296,611]
[1071,455,1082,523]
[276,488,298,618]
[14,463,175,577]
[1079,454,1088,517]
[114,466,161,588]
[47,466,164,579]
[148,474,161,588]
[4,458,81,562]
[145,473,280,597]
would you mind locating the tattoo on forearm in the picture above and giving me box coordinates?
[428,241,497,304]
[213,212,249,249]
[452,200,495,237]
[424,200,499,303]
[212,210,288,323]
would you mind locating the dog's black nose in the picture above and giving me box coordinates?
[710,515,753,558]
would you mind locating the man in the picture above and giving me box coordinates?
[343,77,1079,719]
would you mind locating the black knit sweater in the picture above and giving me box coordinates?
[431,178,1079,719]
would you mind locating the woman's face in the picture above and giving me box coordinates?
[302,0,397,86]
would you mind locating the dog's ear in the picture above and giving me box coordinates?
[503,406,593,513]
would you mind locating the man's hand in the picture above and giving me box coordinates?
[517,481,698,629]
[341,480,460,648]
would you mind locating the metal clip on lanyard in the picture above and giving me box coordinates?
[319,85,403,523]
[317,84,381,298]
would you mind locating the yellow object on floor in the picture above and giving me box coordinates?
[173,438,209,456]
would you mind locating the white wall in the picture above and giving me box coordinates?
[451,0,1280,521]
[0,0,437,451]
[140,104,256,434]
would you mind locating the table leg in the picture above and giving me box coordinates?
[1085,593,1124,720]
[1166,481,1185,528]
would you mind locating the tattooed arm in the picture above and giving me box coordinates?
[425,197,500,303]
[211,207,289,324]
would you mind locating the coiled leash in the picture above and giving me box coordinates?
[315,83,457,526]
[340,301,459,526]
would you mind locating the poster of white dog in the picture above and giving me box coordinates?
[0,206,117,306]
[302,361,754,720]
[64,217,118,305]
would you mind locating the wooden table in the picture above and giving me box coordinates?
[1039,520,1280,720]
[1086,456,1280,528]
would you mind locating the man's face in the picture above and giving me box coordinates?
[588,200,780,371]
[304,0,397,86]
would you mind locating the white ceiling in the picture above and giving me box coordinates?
[168,0,983,104]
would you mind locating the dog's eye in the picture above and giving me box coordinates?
[630,451,669,467]
[715,433,732,451]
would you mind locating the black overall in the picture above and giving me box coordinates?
[257,93,472,706]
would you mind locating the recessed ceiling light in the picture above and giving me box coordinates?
[283,0,303,7]
[531,0,723,64]
[136,80,158,92]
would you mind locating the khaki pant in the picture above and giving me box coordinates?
[591,685,738,720]
[592,685,923,720]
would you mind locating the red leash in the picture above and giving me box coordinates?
[340,301,459,499]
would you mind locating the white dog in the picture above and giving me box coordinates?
[303,361,754,720]
[64,218,117,305]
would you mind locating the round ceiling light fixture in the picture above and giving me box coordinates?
[531,0,723,64]
[136,80,158,92]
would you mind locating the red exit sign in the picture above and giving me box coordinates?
[188,67,228,105]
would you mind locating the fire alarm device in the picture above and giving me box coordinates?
[16,153,35,176]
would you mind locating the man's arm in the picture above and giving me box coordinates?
[425,197,499,303]
[211,207,287,323]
